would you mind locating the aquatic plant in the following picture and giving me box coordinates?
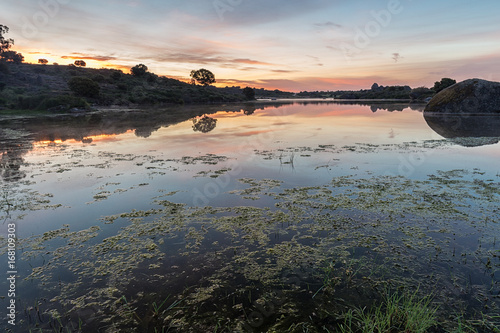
[338,289,438,333]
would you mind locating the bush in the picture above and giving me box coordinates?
[13,87,26,94]
[92,74,106,83]
[117,83,128,92]
[110,71,122,81]
[17,94,48,109]
[146,73,157,83]
[37,95,89,111]
[68,76,100,98]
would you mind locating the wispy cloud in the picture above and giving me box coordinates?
[314,21,343,29]
[271,69,297,73]
[62,53,117,61]
[233,58,274,66]
[4,0,500,92]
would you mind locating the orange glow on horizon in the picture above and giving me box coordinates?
[33,132,134,149]
[16,47,418,92]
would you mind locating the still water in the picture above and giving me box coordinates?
[1,101,499,332]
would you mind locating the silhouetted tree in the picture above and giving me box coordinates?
[190,68,216,86]
[0,25,14,55]
[0,25,23,64]
[131,64,148,77]
[242,87,255,100]
[74,60,86,67]
[192,116,217,133]
[68,76,100,98]
[2,50,24,63]
[38,59,48,65]
[433,78,456,93]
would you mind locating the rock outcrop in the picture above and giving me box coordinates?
[424,79,500,114]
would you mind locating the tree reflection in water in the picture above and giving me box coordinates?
[192,115,217,133]
[0,143,31,181]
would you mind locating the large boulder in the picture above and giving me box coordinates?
[424,78,500,114]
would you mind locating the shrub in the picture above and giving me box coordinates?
[37,95,89,111]
[34,66,46,74]
[13,87,25,94]
[110,71,122,81]
[17,94,47,109]
[92,74,106,83]
[117,83,128,92]
[68,76,100,98]
[146,73,157,83]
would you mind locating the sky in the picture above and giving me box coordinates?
[2,0,500,91]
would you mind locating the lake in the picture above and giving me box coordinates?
[1,101,499,332]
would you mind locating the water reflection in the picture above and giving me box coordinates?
[0,100,446,182]
[192,115,217,133]
[0,145,29,181]
[424,113,500,147]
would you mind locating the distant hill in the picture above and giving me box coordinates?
[296,84,435,101]
[0,63,259,112]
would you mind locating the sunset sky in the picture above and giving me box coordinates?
[2,0,500,91]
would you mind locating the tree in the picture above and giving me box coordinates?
[0,25,23,64]
[68,76,100,98]
[0,25,14,55]
[2,50,24,64]
[131,64,148,77]
[38,59,49,65]
[242,87,255,100]
[190,68,216,86]
[433,78,456,93]
[74,60,86,67]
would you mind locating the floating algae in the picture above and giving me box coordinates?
[8,169,499,332]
